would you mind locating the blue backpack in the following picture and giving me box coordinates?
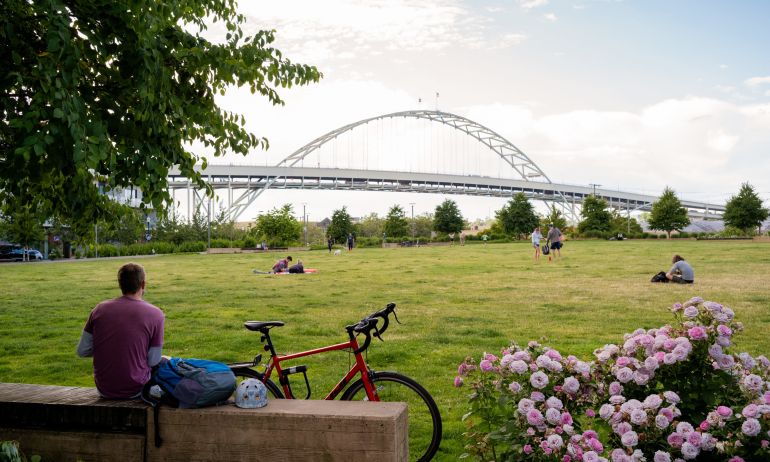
[143,358,236,447]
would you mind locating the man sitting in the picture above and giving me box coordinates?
[666,254,694,283]
[77,263,165,398]
[272,256,293,273]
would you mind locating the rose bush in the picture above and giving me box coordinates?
[456,297,770,461]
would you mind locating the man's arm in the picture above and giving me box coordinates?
[147,346,163,367]
[76,330,93,357]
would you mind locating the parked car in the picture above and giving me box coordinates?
[0,249,44,261]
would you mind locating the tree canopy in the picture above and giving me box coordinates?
[723,183,768,234]
[540,205,568,232]
[647,187,690,239]
[251,204,300,247]
[433,199,464,235]
[327,207,353,243]
[495,193,539,238]
[577,195,612,234]
[384,205,409,238]
[1,0,321,236]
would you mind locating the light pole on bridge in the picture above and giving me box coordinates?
[589,183,602,196]
[409,202,415,240]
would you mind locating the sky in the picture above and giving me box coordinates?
[193,0,770,222]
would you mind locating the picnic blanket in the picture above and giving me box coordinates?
[253,268,318,275]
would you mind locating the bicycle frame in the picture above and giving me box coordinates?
[261,334,379,401]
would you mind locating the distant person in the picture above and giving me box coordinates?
[546,224,563,258]
[666,255,694,283]
[347,233,355,251]
[531,227,543,261]
[449,232,455,245]
[76,263,164,398]
[288,259,305,274]
[272,256,293,273]
[482,234,488,245]
[327,237,334,253]
[460,232,466,246]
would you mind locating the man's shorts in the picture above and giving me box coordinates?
[551,241,562,250]
[672,275,693,284]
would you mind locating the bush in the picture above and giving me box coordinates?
[456,297,770,462]
[176,241,206,253]
[243,236,257,248]
[209,238,234,248]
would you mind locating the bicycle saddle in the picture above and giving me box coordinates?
[244,321,285,332]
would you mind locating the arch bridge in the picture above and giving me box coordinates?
[168,110,725,222]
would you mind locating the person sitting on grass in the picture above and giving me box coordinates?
[666,254,694,284]
[272,256,292,274]
[288,259,305,274]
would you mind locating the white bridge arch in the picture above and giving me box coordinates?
[168,110,725,222]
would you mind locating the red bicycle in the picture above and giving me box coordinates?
[228,303,442,462]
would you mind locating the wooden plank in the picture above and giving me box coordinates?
[146,401,408,462]
[0,428,144,462]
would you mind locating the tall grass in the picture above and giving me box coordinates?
[1,240,769,460]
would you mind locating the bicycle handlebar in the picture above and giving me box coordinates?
[346,303,400,354]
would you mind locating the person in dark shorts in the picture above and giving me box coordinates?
[666,255,694,283]
[288,259,305,273]
[546,224,563,257]
[327,237,334,253]
[347,233,354,251]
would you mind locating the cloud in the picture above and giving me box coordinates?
[543,13,558,22]
[489,33,528,49]
[745,76,770,87]
[519,0,549,9]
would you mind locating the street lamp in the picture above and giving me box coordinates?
[589,183,602,196]
[302,203,308,247]
[409,202,415,240]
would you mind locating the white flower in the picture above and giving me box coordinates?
[546,396,564,410]
[616,367,634,383]
[654,451,671,462]
[655,414,669,429]
[621,430,639,447]
[530,371,549,389]
[547,434,563,449]
[681,442,699,460]
[630,409,648,425]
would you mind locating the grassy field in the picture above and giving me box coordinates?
[2,239,770,460]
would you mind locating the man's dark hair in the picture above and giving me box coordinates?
[118,263,145,294]
[672,255,684,263]
[287,256,293,261]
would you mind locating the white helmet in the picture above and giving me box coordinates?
[235,378,268,409]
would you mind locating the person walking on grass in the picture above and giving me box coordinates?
[546,224,563,258]
[347,233,355,252]
[77,263,165,399]
[531,226,543,261]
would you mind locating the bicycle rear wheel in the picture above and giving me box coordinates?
[341,371,442,462]
[230,367,285,399]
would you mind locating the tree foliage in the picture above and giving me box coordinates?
[251,204,300,247]
[356,213,384,238]
[0,0,321,236]
[648,187,690,239]
[723,183,768,234]
[609,210,643,236]
[384,205,409,238]
[412,214,434,239]
[0,202,45,246]
[495,193,539,238]
[433,199,464,234]
[327,207,353,243]
[578,195,612,234]
[540,205,569,232]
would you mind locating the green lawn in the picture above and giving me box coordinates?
[2,240,770,460]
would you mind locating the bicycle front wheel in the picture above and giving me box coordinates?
[230,367,285,399]
[341,371,442,462]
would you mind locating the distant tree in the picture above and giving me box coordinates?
[252,204,301,247]
[1,1,321,236]
[578,195,612,234]
[495,193,539,238]
[648,187,690,239]
[609,210,643,236]
[384,205,409,238]
[211,208,247,241]
[101,206,145,245]
[357,213,385,238]
[723,183,769,234]
[412,214,434,238]
[0,202,45,252]
[540,205,569,231]
[433,199,464,234]
[327,207,353,243]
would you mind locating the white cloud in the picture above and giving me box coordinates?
[489,33,528,49]
[544,13,558,22]
[706,129,739,152]
[719,64,728,69]
[519,0,549,9]
[745,76,770,87]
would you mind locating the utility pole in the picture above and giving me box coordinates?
[589,183,602,196]
[302,203,307,247]
[410,202,415,240]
